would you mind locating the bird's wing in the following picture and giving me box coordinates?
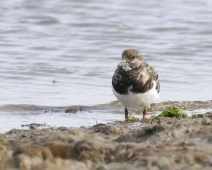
[129,62,160,93]
[145,63,160,93]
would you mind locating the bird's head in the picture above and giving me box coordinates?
[117,49,144,71]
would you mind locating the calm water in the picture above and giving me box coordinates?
[0,0,212,132]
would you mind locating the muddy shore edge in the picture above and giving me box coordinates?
[1,112,212,170]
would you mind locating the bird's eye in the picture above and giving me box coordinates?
[131,56,136,59]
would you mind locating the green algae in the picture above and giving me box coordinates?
[128,113,139,123]
[160,106,188,118]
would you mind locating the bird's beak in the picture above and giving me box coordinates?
[117,59,127,67]
[117,59,132,71]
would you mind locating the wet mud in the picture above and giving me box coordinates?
[1,112,212,170]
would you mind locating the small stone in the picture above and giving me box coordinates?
[102,126,121,135]
[191,114,203,118]
[208,157,212,166]
[207,136,212,143]
[206,112,212,118]
[202,117,212,125]
[13,143,53,168]
[156,157,171,168]
[58,127,67,131]
[193,120,199,125]
[45,142,72,159]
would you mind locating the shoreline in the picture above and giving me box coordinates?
[0,100,212,133]
[1,112,212,170]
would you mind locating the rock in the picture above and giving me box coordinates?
[0,144,13,170]
[202,117,212,125]
[205,112,212,118]
[13,143,53,169]
[45,141,72,159]
[191,114,204,118]
[65,106,90,113]
[96,125,122,135]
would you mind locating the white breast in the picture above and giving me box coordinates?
[112,81,159,109]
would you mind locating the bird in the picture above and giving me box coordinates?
[112,49,160,120]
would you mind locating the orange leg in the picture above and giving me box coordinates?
[125,108,128,120]
[143,107,147,119]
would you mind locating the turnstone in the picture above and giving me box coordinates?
[112,49,160,120]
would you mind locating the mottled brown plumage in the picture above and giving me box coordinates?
[112,49,160,95]
[112,49,160,120]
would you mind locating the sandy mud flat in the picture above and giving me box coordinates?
[1,112,212,170]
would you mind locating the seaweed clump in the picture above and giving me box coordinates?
[128,113,139,123]
[159,106,188,118]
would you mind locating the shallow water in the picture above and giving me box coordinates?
[0,0,212,132]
